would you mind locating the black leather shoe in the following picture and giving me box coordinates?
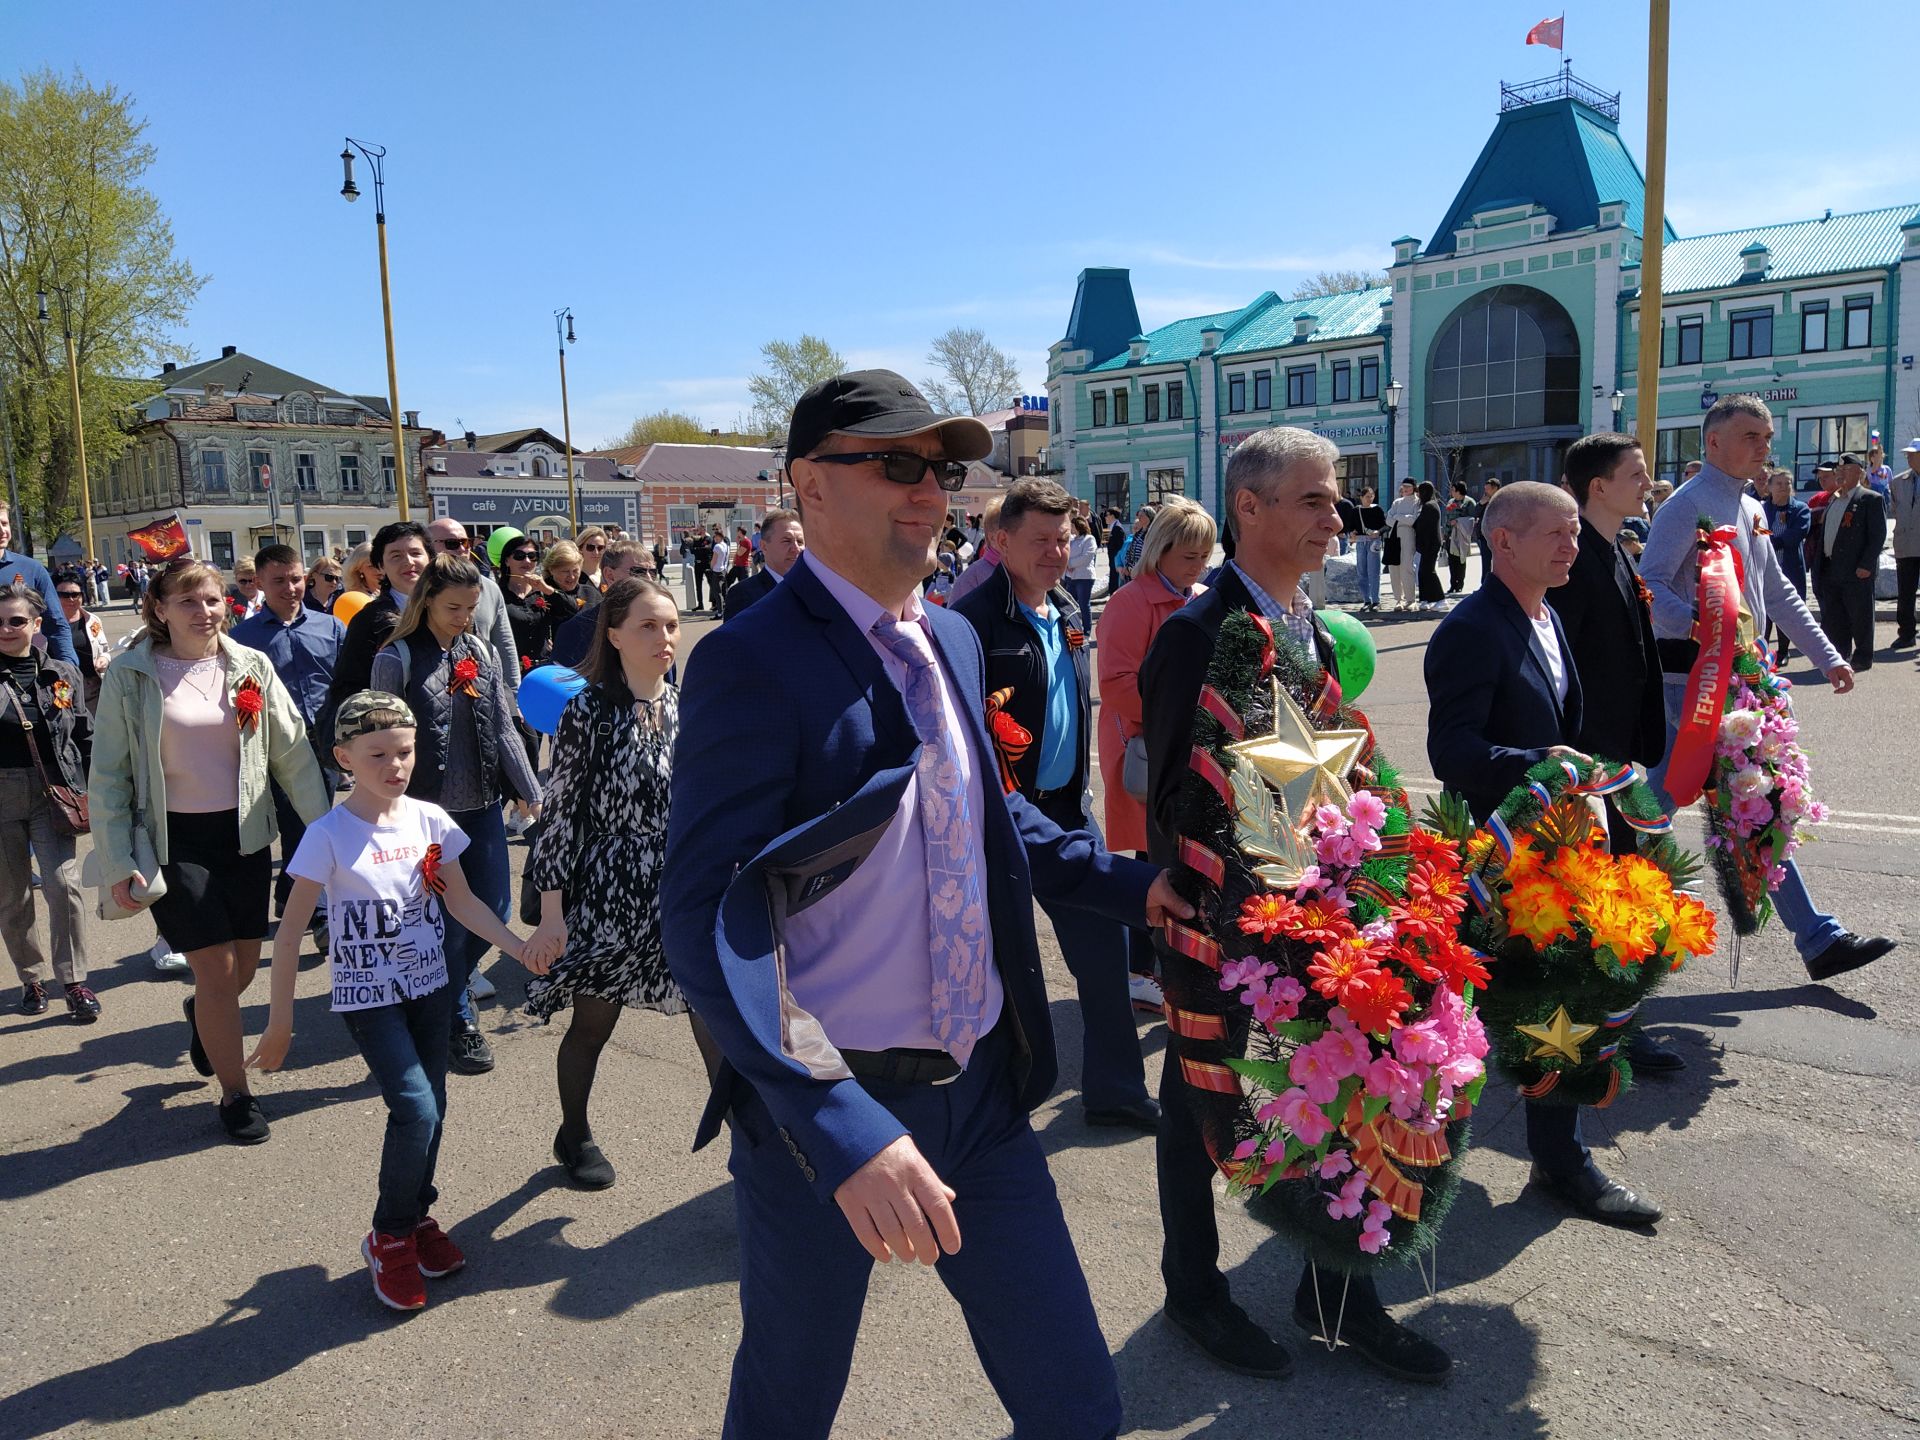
[1085,1097,1161,1132]
[1806,933,1896,984]
[1529,1163,1662,1227]
[1164,1299,1294,1379]
[1626,1030,1685,1073]
[449,1028,496,1075]
[19,982,48,1016]
[1293,1297,1451,1384]
[183,996,214,1077]
[554,1129,616,1189]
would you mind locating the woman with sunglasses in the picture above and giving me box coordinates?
[53,569,110,710]
[370,553,540,1075]
[1,583,98,1023]
[574,527,608,590]
[495,532,556,677]
[305,561,342,614]
[331,542,383,625]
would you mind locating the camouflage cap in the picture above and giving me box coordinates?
[333,689,416,744]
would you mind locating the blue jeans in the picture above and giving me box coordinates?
[1065,576,1096,629]
[1353,536,1382,605]
[341,980,456,1236]
[445,805,510,1030]
[1650,679,1842,962]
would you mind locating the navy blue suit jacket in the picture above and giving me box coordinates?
[1425,574,1584,824]
[661,553,1156,1202]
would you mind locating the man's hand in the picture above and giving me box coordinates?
[1856,568,1872,580]
[1546,745,1592,766]
[832,1135,960,1266]
[1145,870,1196,928]
[1826,662,1856,694]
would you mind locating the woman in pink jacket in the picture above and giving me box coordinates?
[1095,499,1217,1007]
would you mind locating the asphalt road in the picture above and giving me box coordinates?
[4,582,1917,1439]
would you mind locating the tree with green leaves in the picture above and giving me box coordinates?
[0,69,202,550]
[746,334,844,443]
[923,326,1024,416]
[1290,269,1385,300]
[604,408,731,450]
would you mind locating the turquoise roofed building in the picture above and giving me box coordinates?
[1045,68,1920,520]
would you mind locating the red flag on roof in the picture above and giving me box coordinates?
[128,513,189,561]
[1525,15,1564,48]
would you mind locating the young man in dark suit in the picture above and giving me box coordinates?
[1426,481,1663,1229]
[953,478,1156,1130]
[1141,427,1451,1384]
[662,370,1190,1440]
[1809,453,1887,670]
[1547,434,1683,1072]
[721,508,803,622]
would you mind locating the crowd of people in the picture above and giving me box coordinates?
[2,379,1913,1432]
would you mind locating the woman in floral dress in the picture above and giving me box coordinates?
[524,577,687,1189]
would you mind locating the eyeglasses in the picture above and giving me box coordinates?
[437,537,471,552]
[807,451,968,493]
[581,542,606,552]
[0,615,32,629]
[506,549,538,563]
[56,590,85,601]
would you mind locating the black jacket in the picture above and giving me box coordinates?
[317,590,400,750]
[722,567,777,623]
[1138,565,1337,867]
[1425,575,1584,824]
[1,653,91,793]
[1808,485,1887,589]
[952,565,1092,803]
[1545,516,1664,767]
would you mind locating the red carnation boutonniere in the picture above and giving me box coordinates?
[228,596,247,619]
[451,655,482,698]
[520,654,533,673]
[420,842,446,896]
[1065,626,1087,651]
[232,675,265,734]
[529,596,548,613]
[49,679,74,711]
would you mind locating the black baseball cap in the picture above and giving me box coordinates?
[1837,452,1864,466]
[786,369,992,464]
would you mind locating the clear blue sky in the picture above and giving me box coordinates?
[11,0,1915,445]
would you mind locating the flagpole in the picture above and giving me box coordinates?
[1635,0,1670,457]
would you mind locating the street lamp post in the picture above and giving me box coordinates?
[339,139,411,522]
[554,308,578,532]
[35,286,96,562]
[1610,388,1626,431]
[1383,378,1403,493]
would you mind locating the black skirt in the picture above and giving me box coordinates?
[151,809,272,953]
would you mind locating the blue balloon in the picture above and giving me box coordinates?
[519,664,588,735]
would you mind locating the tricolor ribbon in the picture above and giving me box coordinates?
[1665,524,1747,807]
[1617,808,1674,837]
[1602,1003,1639,1028]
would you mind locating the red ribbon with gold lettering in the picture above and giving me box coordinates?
[1664,524,1745,807]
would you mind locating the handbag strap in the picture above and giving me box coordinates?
[3,679,66,796]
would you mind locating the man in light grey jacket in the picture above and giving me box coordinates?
[428,517,519,697]
[1641,394,1895,984]
[1888,439,1920,649]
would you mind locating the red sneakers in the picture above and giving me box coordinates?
[413,1217,466,1279]
[361,1230,426,1311]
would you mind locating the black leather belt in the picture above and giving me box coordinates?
[841,1046,962,1085]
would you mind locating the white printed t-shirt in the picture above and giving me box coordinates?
[287,796,470,1012]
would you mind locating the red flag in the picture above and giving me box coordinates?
[128,514,189,561]
[1525,15,1564,47]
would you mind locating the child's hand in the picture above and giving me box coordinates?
[520,919,566,975]
[247,1023,293,1073]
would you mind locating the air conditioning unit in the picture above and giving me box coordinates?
[429,456,447,474]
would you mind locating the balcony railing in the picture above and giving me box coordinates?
[1499,67,1620,122]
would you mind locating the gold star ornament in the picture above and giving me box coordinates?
[1225,679,1370,816]
[1515,1005,1599,1064]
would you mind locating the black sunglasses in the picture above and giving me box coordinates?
[506,548,538,563]
[437,537,472,552]
[56,590,85,600]
[808,451,968,493]
[0,615,33,629]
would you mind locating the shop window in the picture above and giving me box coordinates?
[1093,471,1130,519]
[1112,388,1129,426]
[1844,297,1872,348]
[1672,316,1703,366]
[1227,374,1246,414]
[1654,426,1702,483]
[340,454,362,494]
[1333,451,1378,498]
[1358,356,1380,400]
[1794,414,1870,488]
[1728,308,1772,361]
[1167,380,1185,419]
[1286,365,1316,408]
[1800,301,1828,353]
[1331,360,1352,403]
[295,453,317,492]
[1253,371,1271,410]
[209,530,235,568]
[1143,384,1161,423]
[1091,392,1107,427]
[1146,467,1185,503]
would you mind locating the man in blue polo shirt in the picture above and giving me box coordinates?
[0,503,77,665]
[231,543,344,927]
[954,478,1157,1131]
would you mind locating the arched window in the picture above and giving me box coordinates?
[531,457,547,476]
[1426,286,1580,435]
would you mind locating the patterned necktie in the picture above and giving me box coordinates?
[871,616,990,1066]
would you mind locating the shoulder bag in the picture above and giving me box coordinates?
[1122,733,1150,801]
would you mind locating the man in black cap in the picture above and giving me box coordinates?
[663,370,1191,1440]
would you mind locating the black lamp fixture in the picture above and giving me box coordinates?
[35,288,49,323]
[339,146,360,202]
[1610,388,1625,425]
[1384,379,1403,413]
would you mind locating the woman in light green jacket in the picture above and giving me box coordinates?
[90,560,328,1144]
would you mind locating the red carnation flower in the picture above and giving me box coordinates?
[232,676,265,734]
[451,655,481,698]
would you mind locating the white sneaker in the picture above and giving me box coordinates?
[504,810,528,838]
[151,938,189,972]
[469,969,496,1002]
[1129,973,1165,1012]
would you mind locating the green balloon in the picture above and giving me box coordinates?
[1317,609,1377,700]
